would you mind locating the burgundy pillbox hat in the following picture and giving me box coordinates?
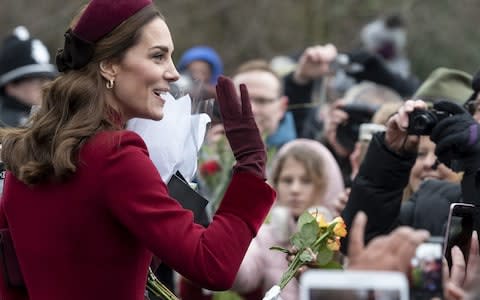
[73,0,152,43]
[56,0,152,72]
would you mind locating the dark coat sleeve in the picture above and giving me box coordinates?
[400,180,461,236]
[283,72,316,136]
[340,132,416,254]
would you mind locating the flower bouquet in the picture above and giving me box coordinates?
[263,210,347,300]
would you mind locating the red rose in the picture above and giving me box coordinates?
[200,160,222,177]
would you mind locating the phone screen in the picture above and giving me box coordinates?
[444,204,475,269]
[309,289,401,300]
[300,270,409,300]
[410,237,443,299]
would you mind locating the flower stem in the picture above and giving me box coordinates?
[278,249,304,289]
[312,230,331,250]
[147,268,179,300]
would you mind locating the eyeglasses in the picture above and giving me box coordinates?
[250,97,278,106]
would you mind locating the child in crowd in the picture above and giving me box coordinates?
[230,139,344,300]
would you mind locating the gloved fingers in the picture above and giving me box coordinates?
[215,76,231,118]
[346,49,372,65]
[430,116,469,143]
[434,134,463,158]
[239,84,253,118]
[362,54,382,68]
[434,100,468,115]
[435,151,452,169]
[216,76,241,119]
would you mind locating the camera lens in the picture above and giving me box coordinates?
[412,115,431,132]
[408,110,439,135]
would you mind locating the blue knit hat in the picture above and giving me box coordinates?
[178,46,223,85]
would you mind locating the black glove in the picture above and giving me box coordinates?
[346,50,392,84]
[346,50,417,97]
[430,101,480,174]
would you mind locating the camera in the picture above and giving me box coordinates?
[329,53,364,74]
[407,108,450,135]
[336,103,377,152]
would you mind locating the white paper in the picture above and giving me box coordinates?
[127,93,211,183]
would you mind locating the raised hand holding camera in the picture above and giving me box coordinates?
[385,100,426,155]
[407,108,450,136]
[293,44,338,84]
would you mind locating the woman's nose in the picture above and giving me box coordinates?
[166,61,180,82]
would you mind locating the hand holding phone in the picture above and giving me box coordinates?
[444,229,480,299]
[443,203,475,269]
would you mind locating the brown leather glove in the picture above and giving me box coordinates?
[215,76,266,179]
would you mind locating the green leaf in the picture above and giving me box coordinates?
[291,232,304,248]
[297,211,315,230]
[299,250,313,263]
[321,260,343,269]
[316,247,333,266]
[299,221,319,246]
[269,246,290,254]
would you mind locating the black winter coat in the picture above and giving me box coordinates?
[340,132,468,253]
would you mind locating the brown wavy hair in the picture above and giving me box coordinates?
[0,4,163,185]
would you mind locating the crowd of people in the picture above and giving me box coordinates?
[1,0,480,300]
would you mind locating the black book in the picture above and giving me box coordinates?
[167,171,210,227]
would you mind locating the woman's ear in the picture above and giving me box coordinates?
[99,60,118,81]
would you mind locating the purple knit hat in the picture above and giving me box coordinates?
[56,0,152,72]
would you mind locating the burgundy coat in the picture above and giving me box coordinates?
[0,130,275,300]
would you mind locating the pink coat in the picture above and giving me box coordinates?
[232,139,345,300]
[232,209,298,299]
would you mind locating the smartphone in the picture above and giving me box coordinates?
[300,270,409,300]
[410,236,443,300]
[443,203,475,269]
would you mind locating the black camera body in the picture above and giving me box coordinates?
[329,53,364,74]
[407,108,450,135]
[336,103,377,152]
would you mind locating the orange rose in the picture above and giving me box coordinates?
[327,237,340,251]
[331,217,347,237]
[310,211,329,228]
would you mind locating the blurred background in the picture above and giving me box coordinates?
[1,0,479,80]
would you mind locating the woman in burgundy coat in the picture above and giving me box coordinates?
[0,0,275,299]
